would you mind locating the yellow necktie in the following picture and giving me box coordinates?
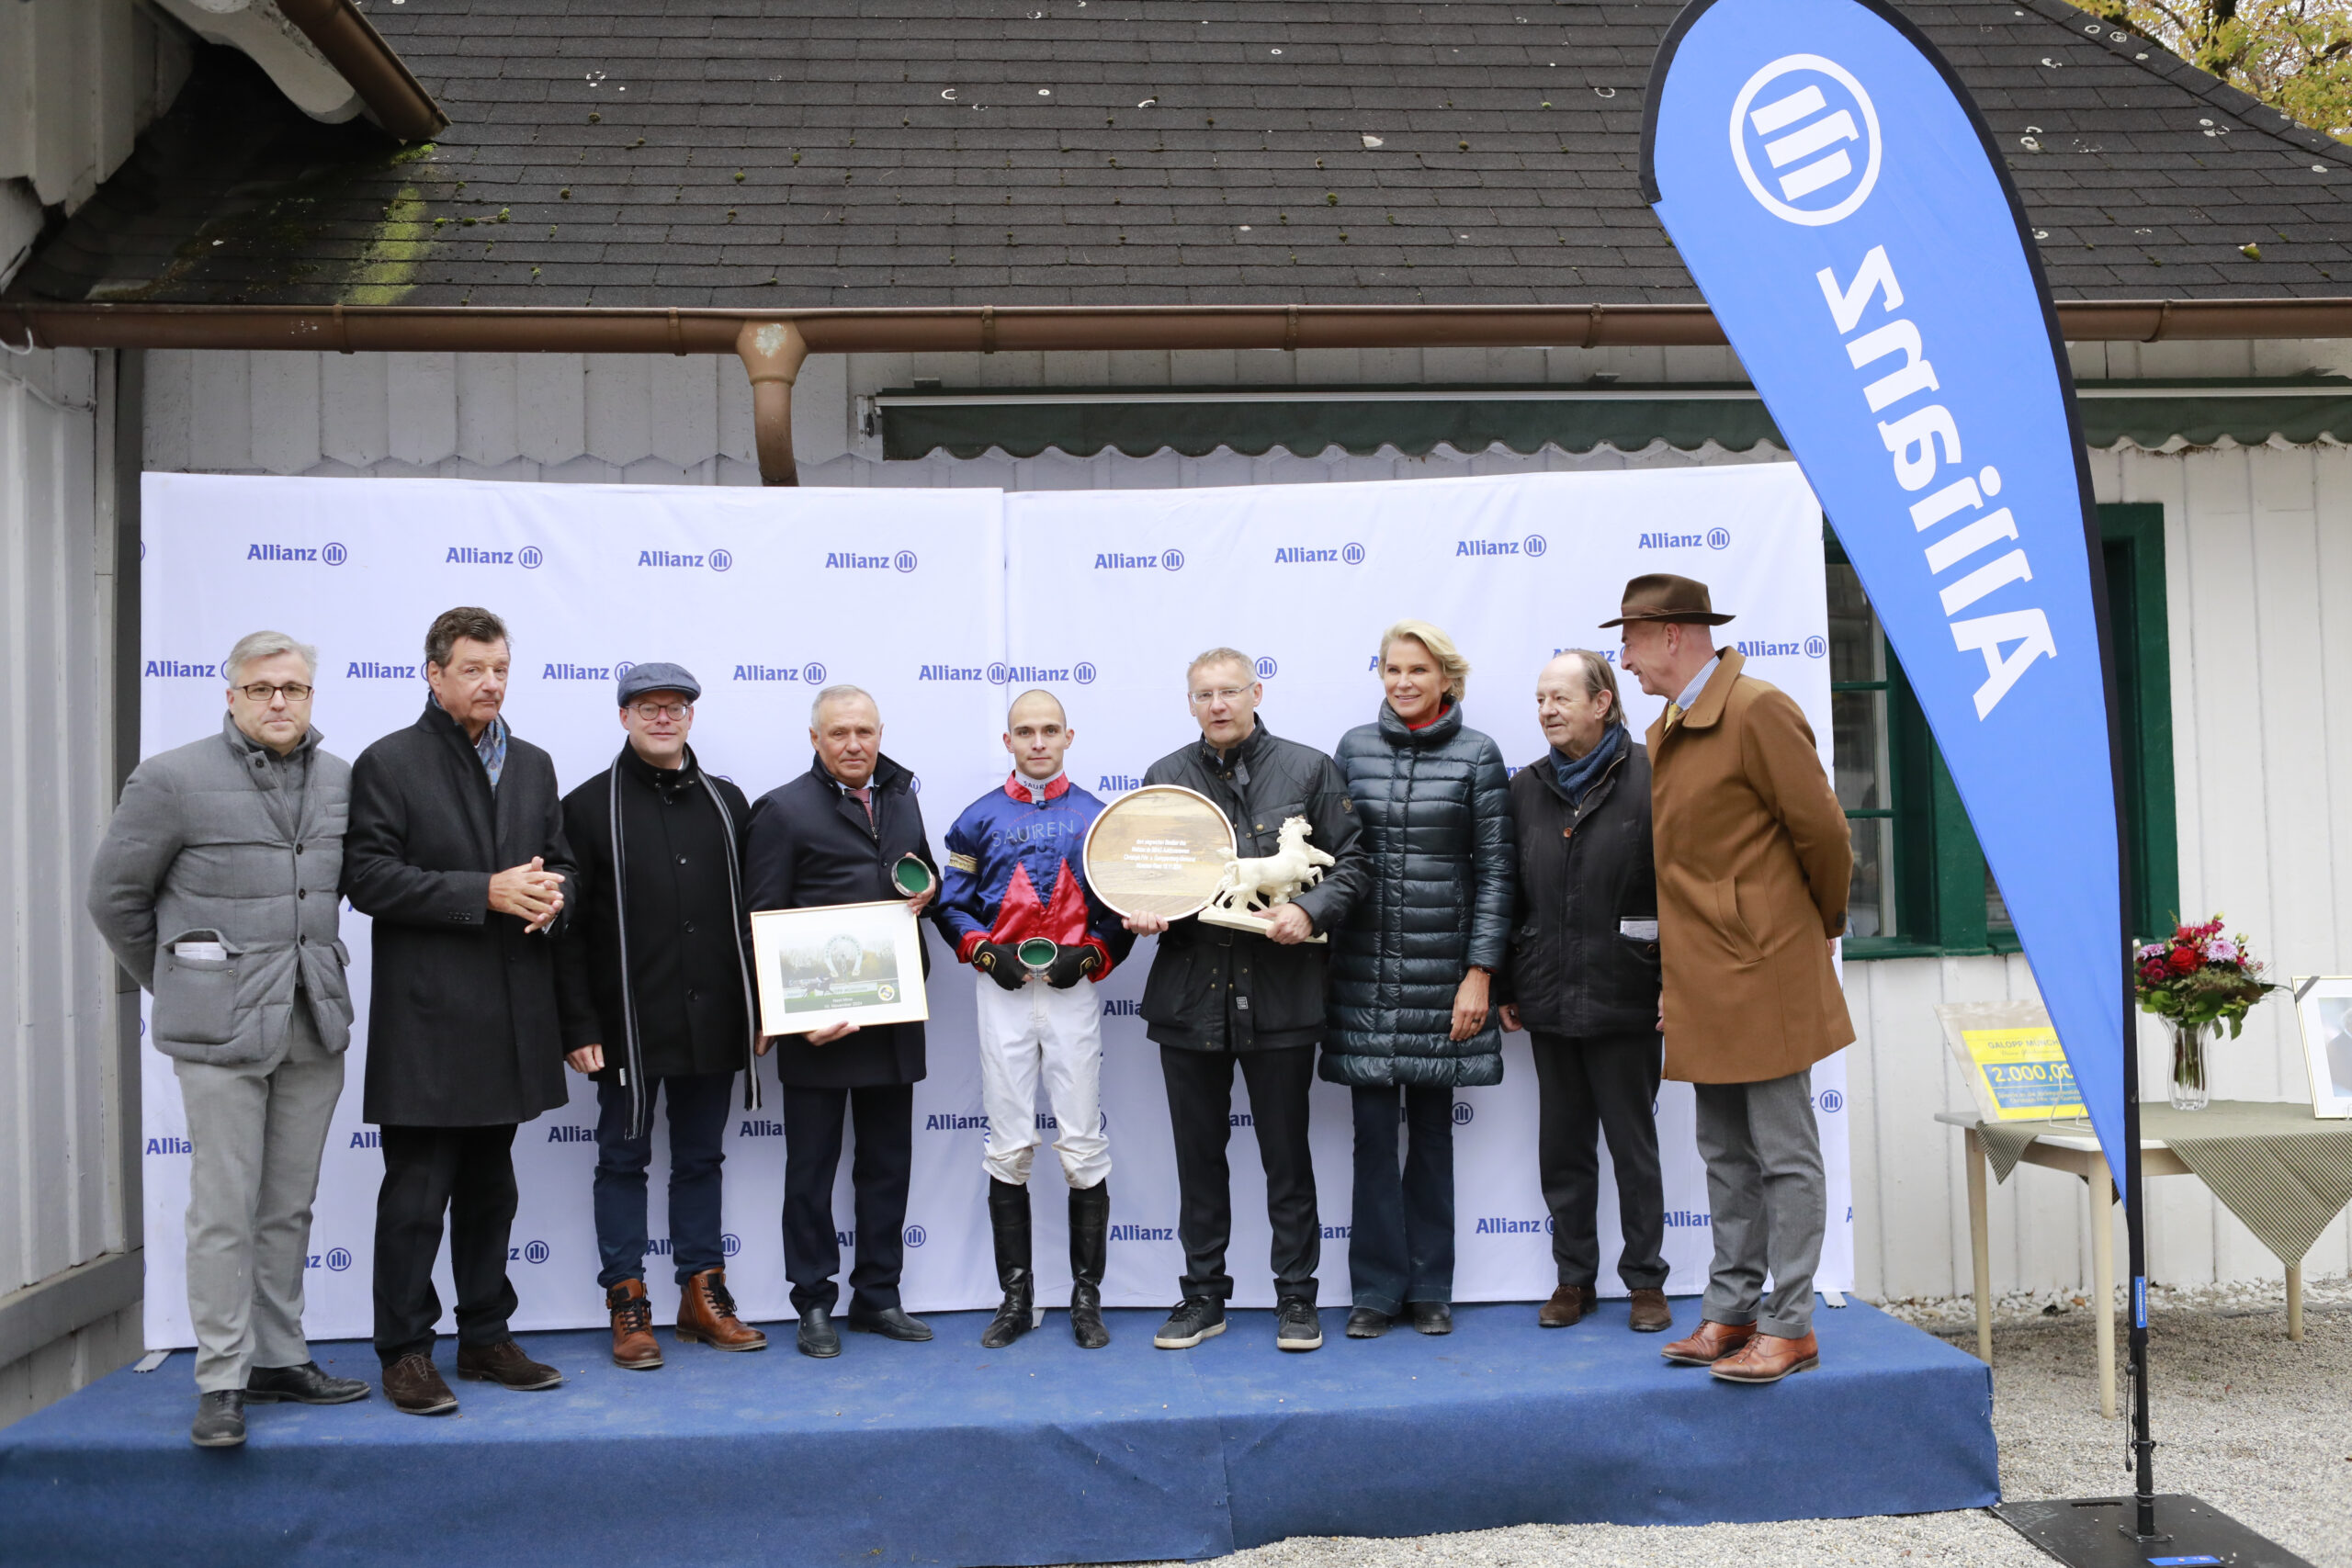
[1663,702,1685,734]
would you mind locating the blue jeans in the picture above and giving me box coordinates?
[1348,1083,1456,1314]
[594,1072,735,1289]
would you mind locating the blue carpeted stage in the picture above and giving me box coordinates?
[0,1299,1996,1566]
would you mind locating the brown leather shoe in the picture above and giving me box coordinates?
[1710,1329,1820,1383]
[1628,1288,1674,1334]
[1660,1318,1757,1366]
[676,1267,768,1352]
[607,1279,663,1370]
[455,1339,564,1391]
[381,1352,458,1416]
[1538,1284,1598,1327]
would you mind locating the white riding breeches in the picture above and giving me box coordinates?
[973,974,1110,1189]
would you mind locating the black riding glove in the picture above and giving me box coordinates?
[1046,944,1102,990]
[971,941,1026,992]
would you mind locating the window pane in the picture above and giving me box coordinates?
[1826,562,1883,685]
[1985,865,2014,940]
[1847,817,1891,939]
[1832,689,1886,810]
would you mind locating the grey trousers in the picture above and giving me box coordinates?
[172,1005,345,1392]
[1692,1067,1825,1340]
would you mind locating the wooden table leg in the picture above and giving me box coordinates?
[2288,1261,2303,1342]
[1965,1128,1993,1366]
[2090,1164,2117,1421]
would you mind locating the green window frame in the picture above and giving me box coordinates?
[1830,503,2177,959]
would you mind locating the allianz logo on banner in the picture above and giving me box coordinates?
[347,661,419,680]
[1639,527,1732,551]
[1108,1223,1176,1242]
[643,1235,744,1258]
[1476,1215,1554,1235]
[1457,534,1547,558]
[1095,548,1184,570]
[247,542,348,565]
[826,550,918,572]
[144,660,218,679]
[639,548,733,572]
[1731,55,1882,228]
[301,1247,355,1271]
[975,662,1099,685]
[1272,542,1365,565]
[447,545,545,568]
[1733,636,1829,659]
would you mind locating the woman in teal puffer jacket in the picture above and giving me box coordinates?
[1326,619,1515,1339]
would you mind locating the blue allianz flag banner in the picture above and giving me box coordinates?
[1643,0,2131,1192]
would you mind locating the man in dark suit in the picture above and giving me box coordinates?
[744,683,939,1358]
[344,606,577,1416]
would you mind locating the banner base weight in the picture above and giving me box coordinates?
[1993,1495,2312,1568]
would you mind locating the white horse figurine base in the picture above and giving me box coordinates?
[1197,816,1333,943]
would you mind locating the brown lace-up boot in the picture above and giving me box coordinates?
[607,1279,663,1370]
[677,1267,769,1351]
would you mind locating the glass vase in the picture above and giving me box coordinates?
[2168,1021,2211,1111]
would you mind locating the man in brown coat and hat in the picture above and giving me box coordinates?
[1608,573,1853,1384]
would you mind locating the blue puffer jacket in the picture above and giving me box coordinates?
[1323,699,1516,1089]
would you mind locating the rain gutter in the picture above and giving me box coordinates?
[276,0,449,143]
[6,298,2348,483]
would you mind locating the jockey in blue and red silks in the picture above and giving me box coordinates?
[937,689,1132,1351]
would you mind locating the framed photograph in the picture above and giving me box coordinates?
[2290,977,2352,1118]
[751,899,930,1036]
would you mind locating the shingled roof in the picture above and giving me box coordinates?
[17,0,2352,309]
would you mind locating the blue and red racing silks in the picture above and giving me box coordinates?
[938,773,1135,976]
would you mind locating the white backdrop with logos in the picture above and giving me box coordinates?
[137,465,1847,1347]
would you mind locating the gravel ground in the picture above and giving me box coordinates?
[1136,1277,2352,1568]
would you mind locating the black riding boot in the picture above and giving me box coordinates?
[979,1178,1035,1349]
[1069,1178,1111,1349]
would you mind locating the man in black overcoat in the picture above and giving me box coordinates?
[744,683,939,1358]
[343,606,577,1416]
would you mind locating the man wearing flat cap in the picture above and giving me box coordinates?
[558,663,768,1369]
[1608,574,1852,1384]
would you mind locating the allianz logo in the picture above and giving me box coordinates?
[740,1119,786,1137]
[639,548,733,572]
[736,662,828,683]
[1095,549,1183,570]
[1639,527,1732,550]
[1474,1215,1554,1235]
[1272,542,1365,565]
[1321,1224,1352,1239]
[1102,998,1142,1016]
[303,1247,354,1271]
[985,662,1096,685]
[543,663,616,681]
[828,550,918,571]
[145,1136,192,1155]
[1734,637,1828,660]
[1108,1223,1175,1241]
[248,542,346,564]
[546,1124,594,1143]
[1555,647,1623,664]
[349,1130,382,1149]
[919,665,986,682]
[347,661,418,680]
[1664,1208,1713,1228]
[1731,57,1881,227]
[145,660,218,678]
[1098,773,1144,792]
[1457,535,1547,558]
[447,545,544,568]
[925,1111,989,1131]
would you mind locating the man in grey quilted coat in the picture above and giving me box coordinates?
[87,630,368,1450]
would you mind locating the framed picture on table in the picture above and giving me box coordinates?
[751,899,930,1035]
[2290,977,2352,1118]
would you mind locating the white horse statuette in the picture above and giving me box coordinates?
[1199,816,1334,942]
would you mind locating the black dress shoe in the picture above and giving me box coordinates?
[797,1304,842,1359]
[1409,1302,1453,1336]
[1345,1306,1391,1338]
[191,1390,245,1448]
[246,1361,370,1404]
[846,1305,933,1342]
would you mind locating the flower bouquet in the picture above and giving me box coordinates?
[2133,917,2280,1110]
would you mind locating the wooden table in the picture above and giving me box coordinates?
[1935,1111,2307,1420]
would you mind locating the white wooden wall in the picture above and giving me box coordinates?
[138,341,2352,1301]
[0,345,142,1424]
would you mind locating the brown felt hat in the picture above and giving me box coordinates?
[1599,572,1736,628]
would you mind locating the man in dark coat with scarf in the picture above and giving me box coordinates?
[558,662,767,1371]
[344,606,576,1416]
[744,683,940,1359]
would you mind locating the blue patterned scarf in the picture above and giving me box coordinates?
[1551,723,1625,804]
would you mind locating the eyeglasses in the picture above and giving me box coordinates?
[238,683,313,703]
[629,701,693,720]
[1188,686,1252,706]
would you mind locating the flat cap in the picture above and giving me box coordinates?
[617,661,701,705]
